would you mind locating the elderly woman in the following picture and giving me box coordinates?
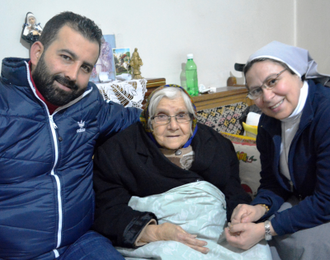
[92,85,271,259]
[225,41,330,260]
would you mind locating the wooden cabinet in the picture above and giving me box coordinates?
[144,79,252,110]
[143,78,166,106]
[145,78,166,95]
[192,86,253,110]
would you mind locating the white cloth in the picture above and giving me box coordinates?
[117,181,272,260]
[96,79,147,109]
[280,81,308,181]
[246,112,261,126]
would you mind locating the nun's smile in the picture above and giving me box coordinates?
[246,60,303,120]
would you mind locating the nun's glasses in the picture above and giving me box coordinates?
[247,69,287,100]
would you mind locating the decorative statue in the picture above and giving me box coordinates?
[21,12,43,44]
[130,48,143,79]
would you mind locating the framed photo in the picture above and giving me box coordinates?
[90,34,116,83]
[112,47,131,76]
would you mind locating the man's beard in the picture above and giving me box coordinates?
[32,55,86,106]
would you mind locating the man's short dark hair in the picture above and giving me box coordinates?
[39,11,103,53]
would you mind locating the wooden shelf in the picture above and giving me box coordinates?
[146,78,166,88]
[143,78,252,110]
[192,86,253,110]
[143,78,166,106]
[145,78,166,95]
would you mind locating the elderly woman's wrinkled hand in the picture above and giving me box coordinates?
[142,222,209,254]
[230,204,264,224]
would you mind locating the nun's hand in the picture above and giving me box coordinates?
[225,222,265,250]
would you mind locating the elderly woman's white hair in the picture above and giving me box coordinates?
[245,41,330,85]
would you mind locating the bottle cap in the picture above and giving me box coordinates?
[187,54,193,59]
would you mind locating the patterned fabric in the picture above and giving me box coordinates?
[96,79,147,109]
[117,181,272,260]
[221,132,256,145]
[160,146,194,170]
[196,102,248,135]
[221,132,261,198]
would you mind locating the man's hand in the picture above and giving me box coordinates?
[141,222,209,254]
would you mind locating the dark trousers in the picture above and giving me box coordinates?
[58,231,124,260]
[269,196,330,260]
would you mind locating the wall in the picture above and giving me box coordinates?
[0,0,296,87]
[296,0,330,75]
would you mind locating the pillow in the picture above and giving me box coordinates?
[196,102,248,135]
[221,132,261,197]
[243,122,258,138]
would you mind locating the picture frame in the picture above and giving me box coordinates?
[90,34,116,83]
[112,47,131,76]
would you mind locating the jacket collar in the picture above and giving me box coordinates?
[1,58,30,87]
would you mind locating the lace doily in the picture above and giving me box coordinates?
[96,79,147,109]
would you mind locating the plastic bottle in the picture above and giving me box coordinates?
[185,54,198,96]
[180,63,187,91]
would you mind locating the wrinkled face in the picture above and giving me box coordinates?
[152,96,191,150]
[246,60,303,120]
[32,25,99,106]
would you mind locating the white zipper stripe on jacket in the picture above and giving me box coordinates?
[24,61,93,256]
[25,63,62,254]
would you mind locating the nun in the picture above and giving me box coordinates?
[225,41,330,260]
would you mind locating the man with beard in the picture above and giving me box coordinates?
[0,11,141,260]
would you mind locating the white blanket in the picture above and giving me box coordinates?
[117,181,272,260]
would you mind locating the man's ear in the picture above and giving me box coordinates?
[30,41,44,66]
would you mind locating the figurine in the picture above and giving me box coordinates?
[21,12,43,44]
[130,48,143,79]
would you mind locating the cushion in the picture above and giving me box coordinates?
[243,122,258,138]
[221,132,261,197]
[196,102,248,135]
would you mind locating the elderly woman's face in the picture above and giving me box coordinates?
[246,60,303,120]
[152,96,191,150]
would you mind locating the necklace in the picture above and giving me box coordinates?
[175,149,182,156]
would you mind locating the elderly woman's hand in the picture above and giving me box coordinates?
[140,222,209,254]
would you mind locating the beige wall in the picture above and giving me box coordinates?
[0,0,313,88]
[296,0,330,75]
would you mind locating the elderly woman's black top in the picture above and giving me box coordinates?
[92,122,251,247]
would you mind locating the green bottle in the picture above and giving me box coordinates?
[185,54,198,96]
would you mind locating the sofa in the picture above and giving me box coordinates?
[196,102,261,198]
